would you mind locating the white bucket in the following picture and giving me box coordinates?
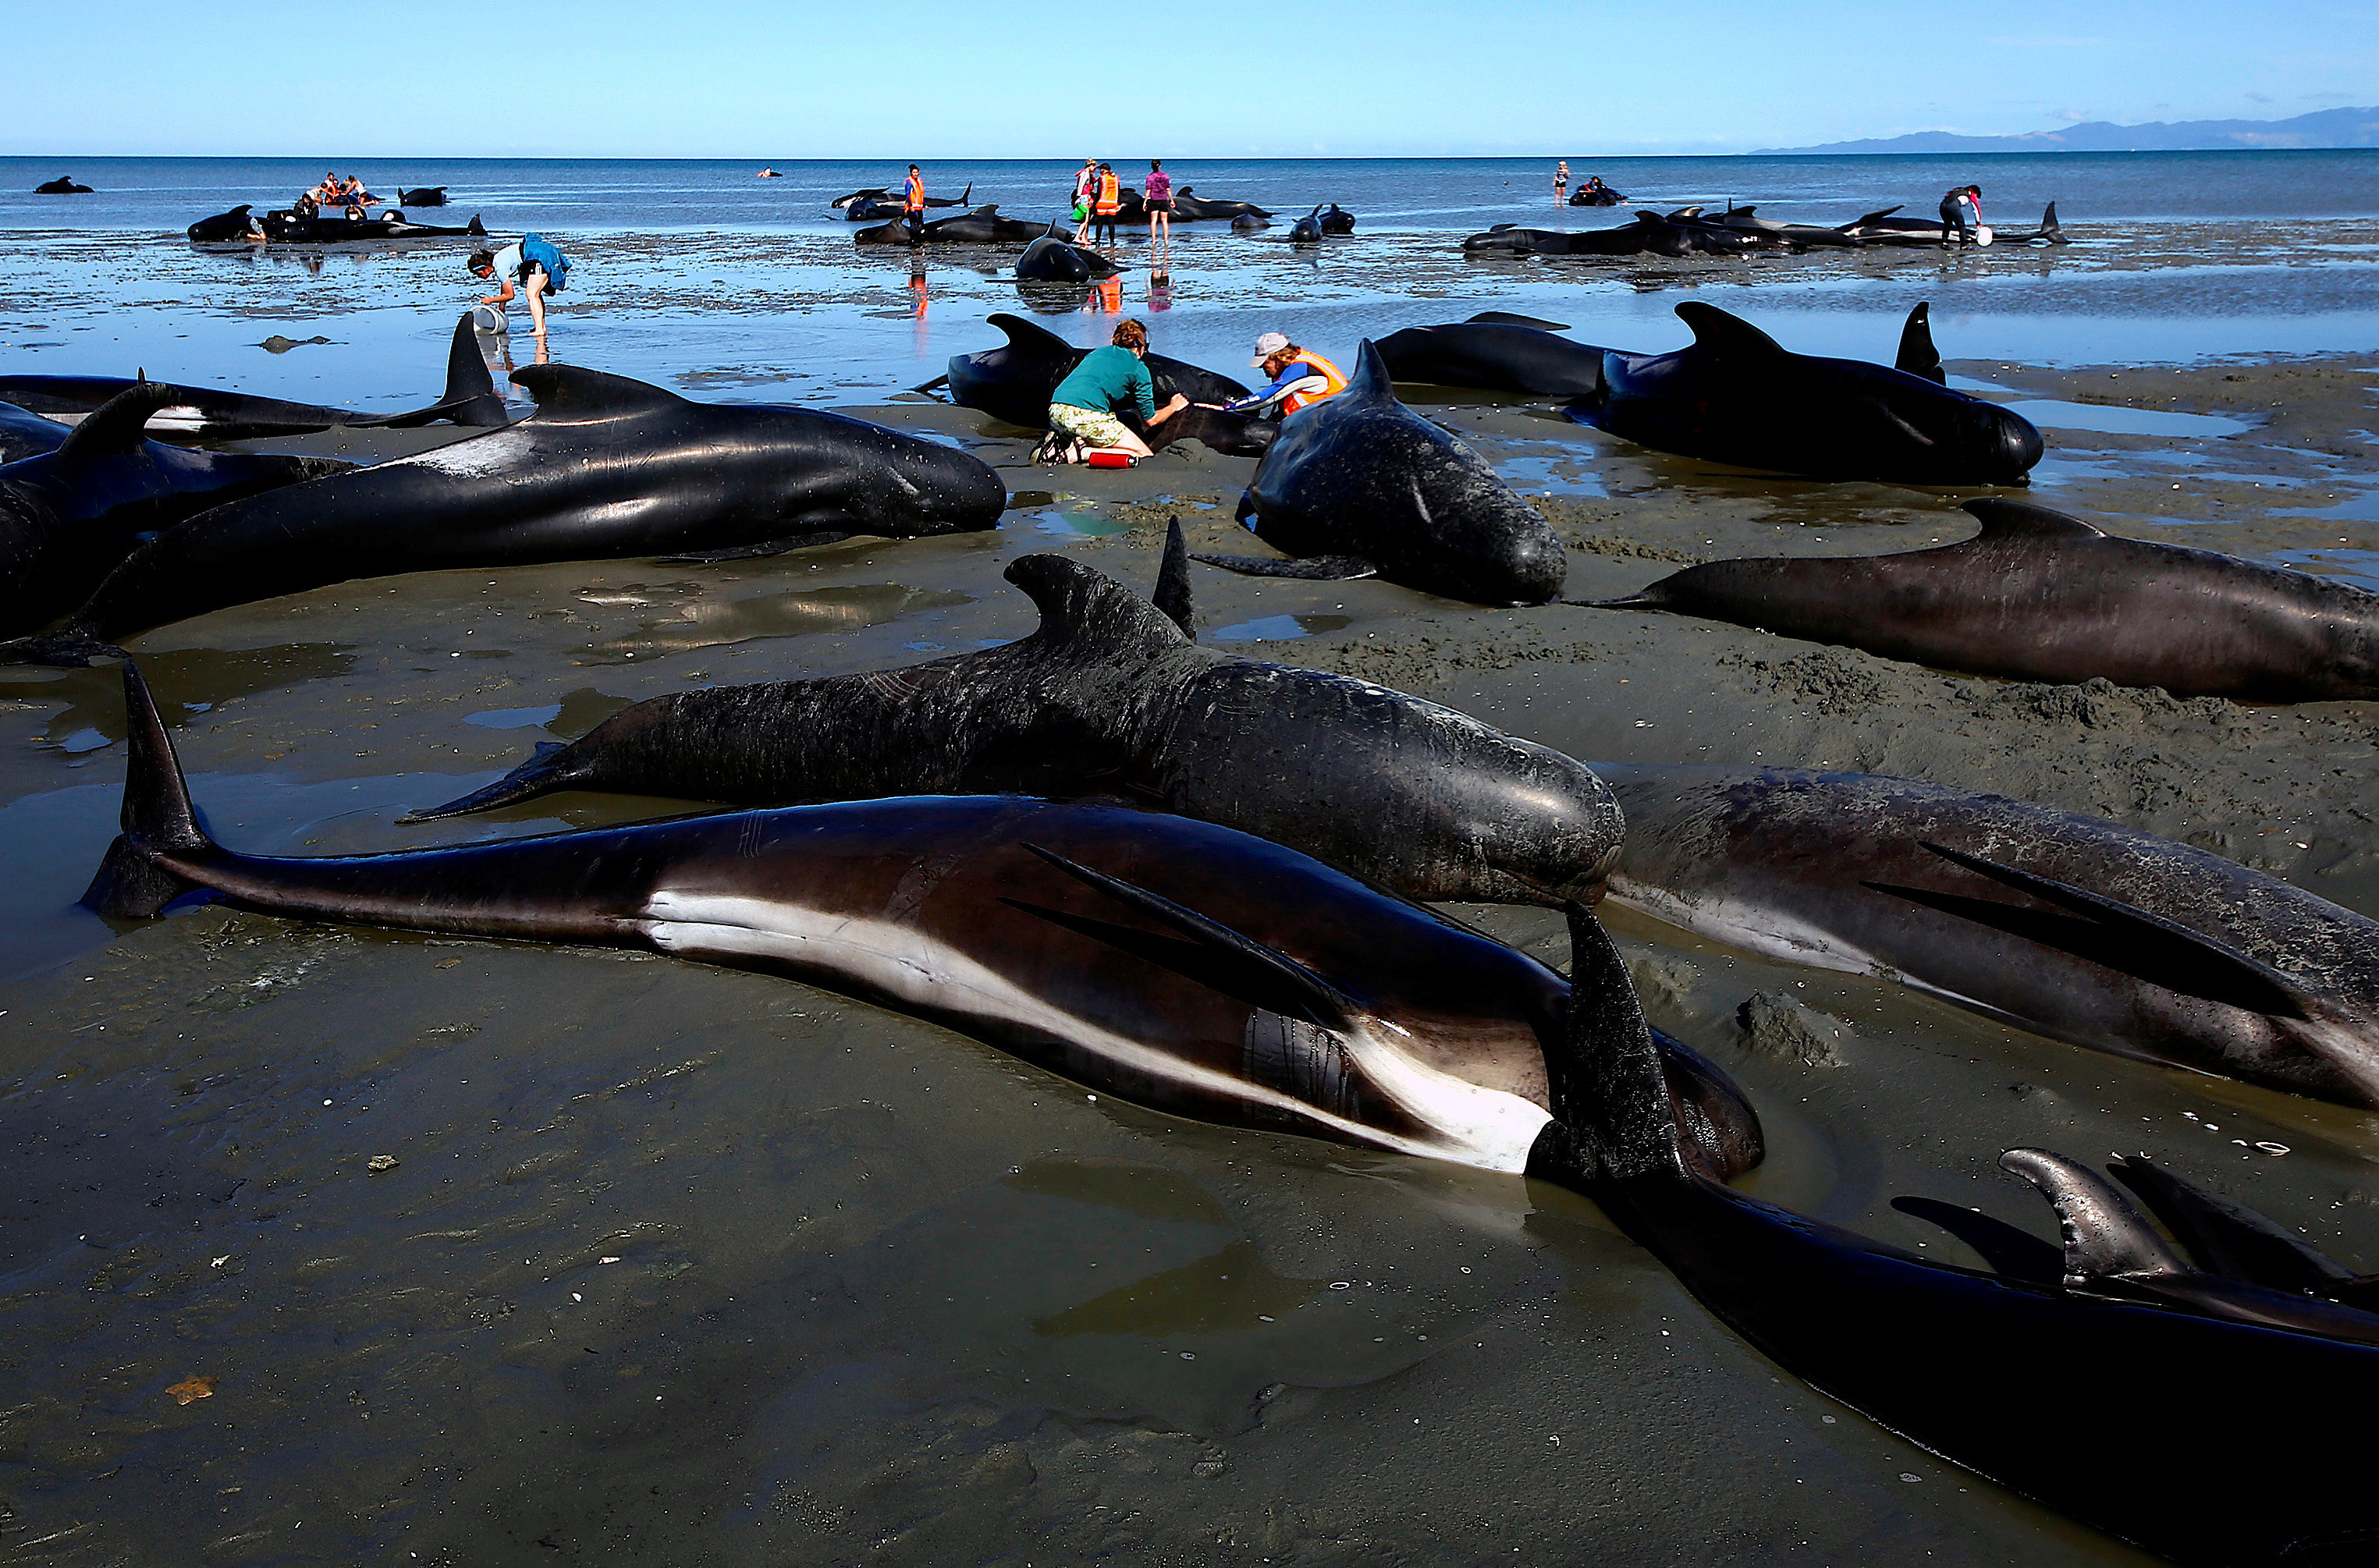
[470,303,508,334]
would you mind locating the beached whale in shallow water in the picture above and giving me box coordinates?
[1198,340,1567,605]
[398,186,447,206]
[405,540,1626,906]
[0,312,508,438]
[1170,187,1271,222]
[1014,231,1124,282]
[1838,201,2067,247]
[1592,498,2379,701]
[1557,303,2041,483]
[88,658,1755,1186]
[937,313,1269,455]
[0,364,1005,665]
[258,211,488,244]
[1,385,348,638]
[1319,203,1355,234]
[97,655,2379,1562]
[1289,204,1328,243]
[185,204,259,242]
[832,182,973,214]
[855,204,1046,246]
[1373,312,1606,398]
[1596,761,2379,1105]
[34,177,91,194]
[1537,955,2379,1568]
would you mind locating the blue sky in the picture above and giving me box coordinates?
[4,0,2373,157]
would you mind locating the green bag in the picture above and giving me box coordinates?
[1069,200,1087,222]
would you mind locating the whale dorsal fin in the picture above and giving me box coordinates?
[440,311,500,410]
[55,381,176,463]
[1896,301,1944,383]
[1345,339,1394,403]
[1153,517,1195,640]
[2000,1148,2188,1287]
[1489,223,1517,233]
[970,204,998,216]
[1675,303,1788,358]
[1004,552,1190,656]
[986,312,1076,360]
[1962,498,2105,541]
[2111,1155,2358,1292]
[511,365,689,418]
[1468,311,1570,331]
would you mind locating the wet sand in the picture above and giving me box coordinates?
[1,301,2376,1562]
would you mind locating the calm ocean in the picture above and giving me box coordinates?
[2,151,2374,410]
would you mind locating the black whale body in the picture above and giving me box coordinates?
[185,204,257,242]
[943,313,1269,455]
[1562,303,2042,484]
[1171,187,1272,222]
[407,546,1628,907]
[1373,312,1606,398]
[0,403,69,465]
[0,313,509,438]
[0,364,1006,664]
[91,658,1756,1196]
[1595,497,2379,700]
[1318,203,1355,234]
[91,662,2379,1567]
[1596,761,2379,1105]
[1206,340,1567,605]
[855,204,1047,246]
[34,177,92,194]
[1,385,349,638]
[398,186,447,206]
[258,211,487,244]
[1014,232,1124,282]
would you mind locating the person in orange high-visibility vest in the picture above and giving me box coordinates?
[1215,332,1348,416]
[1092,162,1122,247]
[902,164,926,243]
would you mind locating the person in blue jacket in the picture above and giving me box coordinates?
[467,232,571,341]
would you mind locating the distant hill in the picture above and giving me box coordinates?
[1763,106,2379,154]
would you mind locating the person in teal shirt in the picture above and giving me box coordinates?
[1045,318,1187,458]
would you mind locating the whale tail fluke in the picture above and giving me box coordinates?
[399,742,574,824]
[1154,517,1195,640]
[81,660,213,918]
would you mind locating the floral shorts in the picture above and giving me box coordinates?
[1048,403,1131,447]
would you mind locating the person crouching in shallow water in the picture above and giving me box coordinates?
[1213,331,1347,417]
[1940,183,1982,247]
[1042,318,1186,461]
[468,232,570,342]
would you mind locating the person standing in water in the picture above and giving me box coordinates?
[468,232,570,342]
[1554,159,1569,202]
[1092,162,1122,247]
[1070,156,1099,243]
[1143,159,1174,246]
[902,164,927,243]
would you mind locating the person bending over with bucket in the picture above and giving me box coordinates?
[468,232,571,340]
[1041,318,1187,463]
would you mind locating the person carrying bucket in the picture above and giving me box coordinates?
[467,232,571,341]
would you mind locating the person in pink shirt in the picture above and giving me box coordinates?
[1143,159,1174,244]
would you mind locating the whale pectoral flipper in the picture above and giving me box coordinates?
[1466,311,1571,331]
[2109,1155,2358,1294]
[1891,1195,2066,1283]
[0,630,126,668]
[655,530,854,564]
[1191,552,1379,582]
[1154,517,1195,639]
[1898,840,2313,1020]
[1017,843,1355,1029]
[398,741,571,825]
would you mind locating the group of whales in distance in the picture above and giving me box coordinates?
[83,647,2379,1568]
[1464,200,2065,256]
[21,264,2379,1560]
[1380,301,2042,484]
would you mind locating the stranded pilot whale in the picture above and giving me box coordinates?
[1198,340,1568,605]
[1596,761,2379,1106]
[0,312,509,438]
[0,403,71,464]
[1560,303,2042,484]
[937,314,1271,456]
[1373,312,1606,398]
[1540,926,2379,1568]
[0,364,1005,665]
[2,384,350,637]
[1593,498,2379,701]
[87,658,1756,1188]
[404,540,1627,908]
[91,659,2379,1565]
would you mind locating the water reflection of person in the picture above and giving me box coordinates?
[1085,275,1123,314]
[1146,277,1171,313]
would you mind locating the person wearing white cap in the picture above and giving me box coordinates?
[1216,332,1348,417]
